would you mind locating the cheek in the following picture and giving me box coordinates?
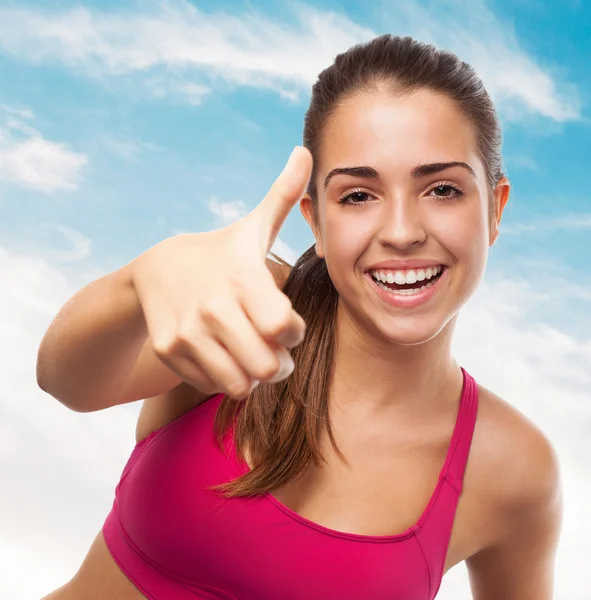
[322,210,375,265]
[433,203,489,280]
[320,201,489,284]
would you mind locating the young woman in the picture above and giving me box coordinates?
[38,35,562,600]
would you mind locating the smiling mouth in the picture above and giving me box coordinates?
[368,265,446,295]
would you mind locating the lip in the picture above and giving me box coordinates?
[365,266,448,309]
[366,259,446,271]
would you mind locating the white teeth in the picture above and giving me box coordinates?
[405,271,418,285]
[370,265,443,284]
[394,271,406,285]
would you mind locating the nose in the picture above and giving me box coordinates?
[377,194,427,250]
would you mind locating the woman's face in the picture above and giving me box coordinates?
[301,88,510,346]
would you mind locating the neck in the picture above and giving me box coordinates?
[330,302,463,418]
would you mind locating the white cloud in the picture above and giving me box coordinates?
[207,196,249,225]
[378,0,580,122]
[0,104,34,120]
[503,213,591,234]
[145,73,211,105]
[268,237,299,266]
[0,245,136,599]
[177,81,211,105]
[0,2,370,105]
[0,1,578,121]
[505,154,538,171]
[0,107,87,192]
[102,134,162,162]
[38,223,92,262]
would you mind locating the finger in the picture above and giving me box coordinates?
[241,269,306,349]
[249,146,313,255]
[157,351,221,395]
[145,296,255,398]
[183,333,256,399]
[265,345,295,384]
[207,297,294,383]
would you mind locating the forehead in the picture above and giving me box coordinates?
[317,88,483,181]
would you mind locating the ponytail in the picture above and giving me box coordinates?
[213,245,341,497]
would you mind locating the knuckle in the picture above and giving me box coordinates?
[175,322,199,348]
[259,299,293,339]
[200,301,223,327]
[196,380,220,395]
[259,319,286,339]
[152,334,180,358]
[265,315,292,339]
[254,355,281,381]
[226,379,251,399]
[227,271,248,292]
[154,321,202,358]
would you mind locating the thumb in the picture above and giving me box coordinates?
[248,146,313,255]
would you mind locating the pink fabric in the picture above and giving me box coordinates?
[102,367,478,600]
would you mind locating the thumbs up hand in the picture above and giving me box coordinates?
[129,147,313,399]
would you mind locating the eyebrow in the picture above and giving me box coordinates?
[323,161,476,190]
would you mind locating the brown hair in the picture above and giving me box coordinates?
[212,34,504,497]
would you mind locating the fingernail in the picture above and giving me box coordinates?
[279,355,295,379]
[268,355,294,383]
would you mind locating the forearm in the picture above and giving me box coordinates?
[36,263,148,412]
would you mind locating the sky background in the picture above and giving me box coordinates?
[0,0,589,598]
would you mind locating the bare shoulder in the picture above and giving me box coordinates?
[459,387,563,595]
[135,382,215,444]
[467,384,562,543]
[476,385,560,504]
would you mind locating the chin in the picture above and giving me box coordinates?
[372,313,455,348]
[337,285,460,349]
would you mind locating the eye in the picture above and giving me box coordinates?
[428,183,463,199]
[338,189,375,205]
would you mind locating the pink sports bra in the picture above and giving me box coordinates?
[102,366,478,599]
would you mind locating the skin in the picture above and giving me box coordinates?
[303,87,497,417]
[43,88,562,600]
[296,87,562,598]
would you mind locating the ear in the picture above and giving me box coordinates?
[489,176,511,247]
[299,194,325,258]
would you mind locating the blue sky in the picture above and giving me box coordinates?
[0,1,589,599]
[0,0,589,287]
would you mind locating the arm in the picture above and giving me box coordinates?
[466,434,563,599]
[38,147,309,413]
[36,262,176,412]
[37,256,290,413]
